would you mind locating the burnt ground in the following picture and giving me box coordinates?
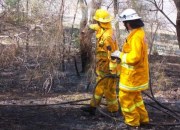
[0,103,179,130]
[0,55,180,130]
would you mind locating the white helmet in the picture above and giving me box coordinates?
[119,9,141,22]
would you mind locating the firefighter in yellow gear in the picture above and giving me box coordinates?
[81,8,120,115]
[111,9,149,126]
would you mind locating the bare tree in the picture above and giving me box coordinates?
[79,0,89,73]
[146,0,179,48]
[58,0,65,71]
[146,0,176,27]
[26,0,29,19]
[113,0,121,47]
[173,0,180,48]
[79,0,102,72]
[148,22,160,55]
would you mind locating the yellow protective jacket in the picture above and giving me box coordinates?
[90,23,119,76]
[119,28,149,91]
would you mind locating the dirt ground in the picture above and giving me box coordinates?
[0,55,180,130]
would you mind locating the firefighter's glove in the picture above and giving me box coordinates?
[111,50,121,58]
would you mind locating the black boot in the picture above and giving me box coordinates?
[80,106,96,115]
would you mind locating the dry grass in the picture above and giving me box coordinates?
[150,59,173,92]
[0,20,77,94]
[0,44,18,68]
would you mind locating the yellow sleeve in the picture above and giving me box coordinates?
[120,36,142,65]
[89,24,100,31]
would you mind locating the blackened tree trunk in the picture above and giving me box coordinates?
[79,0,89,73]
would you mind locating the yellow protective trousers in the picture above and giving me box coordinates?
[90,76,119,112]
[119,90,149,126]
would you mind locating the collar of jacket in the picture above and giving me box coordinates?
[99,22,112,29]
[96,27,110,39]
[96,23,112,39]
[127,27,143,41]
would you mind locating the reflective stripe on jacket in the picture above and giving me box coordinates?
[119,28,149,91]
